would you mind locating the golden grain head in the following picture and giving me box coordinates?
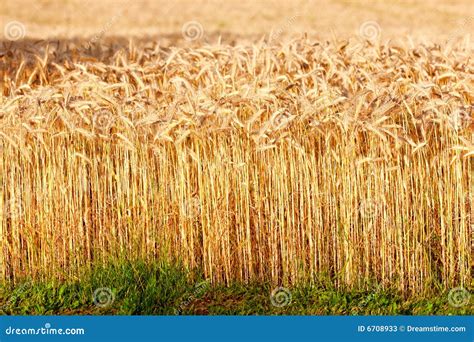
[0,36,472,293]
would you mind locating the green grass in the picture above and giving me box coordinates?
[0,261,471,315]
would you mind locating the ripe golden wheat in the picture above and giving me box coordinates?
[0,37,472,294]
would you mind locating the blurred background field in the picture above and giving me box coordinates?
[1,0,473,44]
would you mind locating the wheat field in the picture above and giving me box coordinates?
[0,1,473,297]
